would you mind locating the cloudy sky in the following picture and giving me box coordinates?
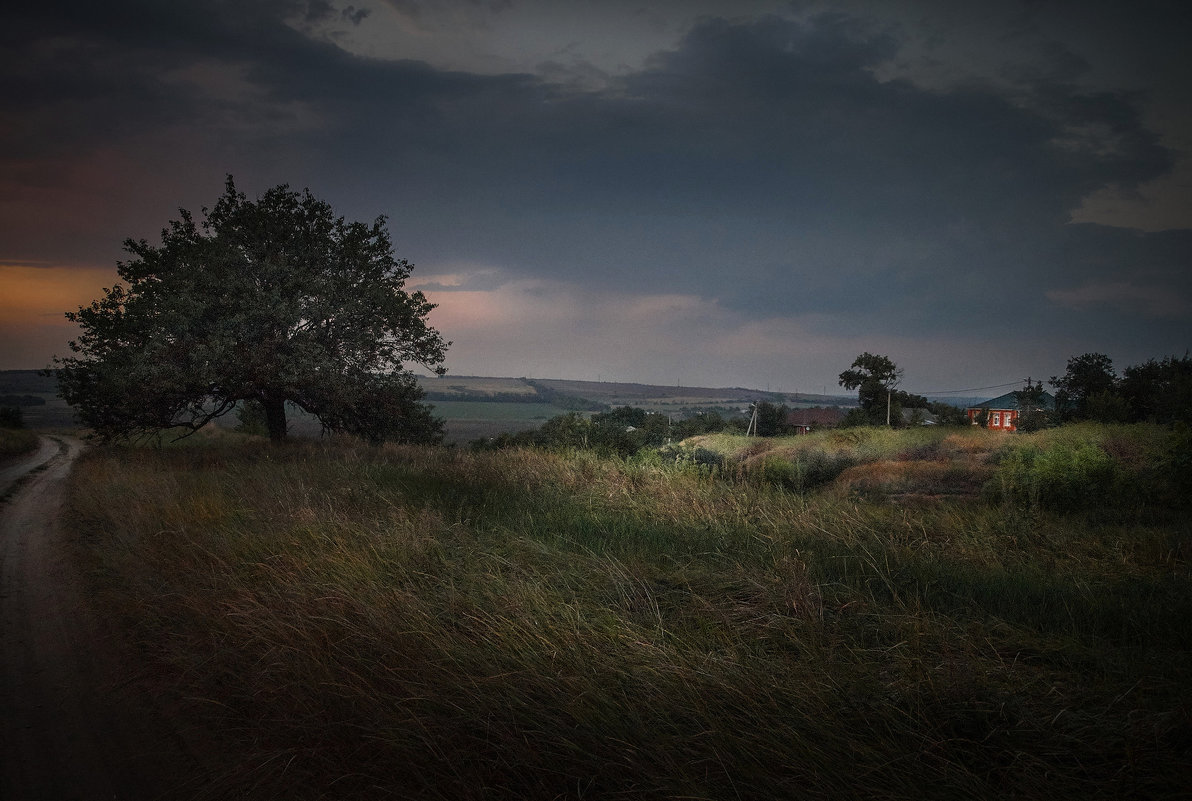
[2,0,1189,397]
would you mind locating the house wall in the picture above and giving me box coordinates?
[967,408,1018,431]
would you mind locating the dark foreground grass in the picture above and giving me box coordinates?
[66,430,1192,799]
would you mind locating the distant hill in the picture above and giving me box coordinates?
[0,370,77,429]
[1,369,857,438]
[416,374,853,411]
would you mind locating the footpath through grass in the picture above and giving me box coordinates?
[66,426,1191,799]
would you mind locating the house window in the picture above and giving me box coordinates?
[991,412,1001,427]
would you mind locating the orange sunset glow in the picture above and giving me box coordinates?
[0,263,119,368]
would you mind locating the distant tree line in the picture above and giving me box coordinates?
[1049,352,1192,424]
[0,394,47,407]
[474,407,717,457]
[520,379,609,411]
[422,380,608,411]
[474,404,852,457]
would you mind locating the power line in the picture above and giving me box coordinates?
[914,381,1025,395]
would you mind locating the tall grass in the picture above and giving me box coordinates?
[67,428,1191,799]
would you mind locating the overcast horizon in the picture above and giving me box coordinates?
[2,1,1189,398]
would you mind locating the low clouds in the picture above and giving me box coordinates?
[1,1,1188,386]
[1047,282,1191,320]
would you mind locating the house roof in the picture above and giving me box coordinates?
[969,390,1055,411]
[784,407,846,427]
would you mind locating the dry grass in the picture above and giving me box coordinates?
[65,426,1192,799]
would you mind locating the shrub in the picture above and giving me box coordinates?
[990,441,1117,512]
[759,450,853,493]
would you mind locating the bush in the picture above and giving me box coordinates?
[759,450,854,493]
[660,443,726,472]
[990,441,1118,512]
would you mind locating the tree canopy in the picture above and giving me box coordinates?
[839,352,904,425]
[57,177,449,443]
[1049,352,1192,424]
[1050,353,1118,422]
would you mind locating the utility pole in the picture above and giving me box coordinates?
[746,403,758,437]
[886,388,892,426]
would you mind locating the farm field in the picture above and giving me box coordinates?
[63,423,1192,799]
[426,400,576,444]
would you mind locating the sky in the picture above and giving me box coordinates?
[2,0,1190,398]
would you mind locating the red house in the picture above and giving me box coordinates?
[966,390,1055,431]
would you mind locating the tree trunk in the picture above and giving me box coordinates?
[263,394,288,442]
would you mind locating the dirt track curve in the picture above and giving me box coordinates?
[1,436,205,800]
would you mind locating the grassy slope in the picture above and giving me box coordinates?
[65,426,1191,799]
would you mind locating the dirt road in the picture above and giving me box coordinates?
[1,437,205,800]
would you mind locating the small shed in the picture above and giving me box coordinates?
[967,390,1055,431]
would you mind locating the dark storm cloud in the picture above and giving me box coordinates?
[0,0,317,160]
[2,1,1187,367]
[283,13,1175,341]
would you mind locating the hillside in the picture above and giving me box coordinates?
[416,374,850,408]
[2,369,858,441]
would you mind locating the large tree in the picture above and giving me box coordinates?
[57,177,449,443]
[839,352,903,425]
[1120,354,1192,423]
[1049,352,1118,422]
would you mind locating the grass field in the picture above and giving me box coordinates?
[426,400,577,444]
[64,424,1191,799]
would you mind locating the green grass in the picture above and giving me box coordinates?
[65,426,1192,799]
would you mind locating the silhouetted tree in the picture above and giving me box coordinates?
[1120,354,1192,423]
[1050,353,1119,422]
[56,177,448,443]
[1012,379,1053,432]
[839,353,903,425]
